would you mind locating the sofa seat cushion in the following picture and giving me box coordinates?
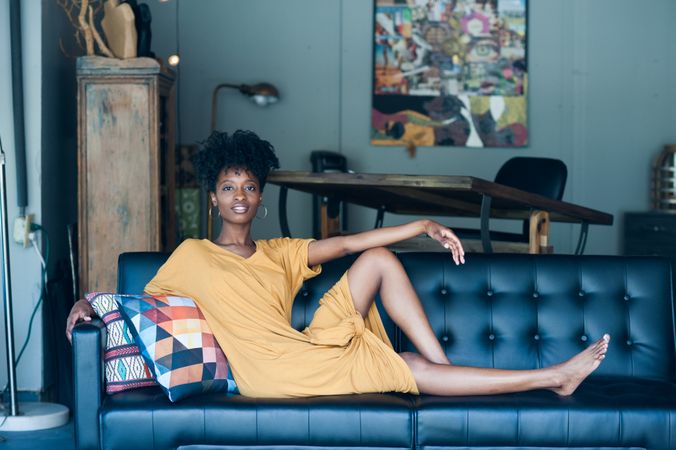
[415,377,676,450]
[100,388,414,450]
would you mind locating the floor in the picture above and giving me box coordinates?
[0,420,75,450]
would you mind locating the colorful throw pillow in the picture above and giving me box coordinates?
[86,292,157,394]
[116,294,236,402]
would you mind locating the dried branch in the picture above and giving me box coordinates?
[57,0,80,45]
[78,0,94,55]
[57,0,115,58]
[88,6,114,57]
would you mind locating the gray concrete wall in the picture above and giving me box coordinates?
[149,0,676,255]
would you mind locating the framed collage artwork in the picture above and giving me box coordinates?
[372,0,528,149]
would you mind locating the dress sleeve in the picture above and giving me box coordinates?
[144,239,209,299]
[266,238,322,295]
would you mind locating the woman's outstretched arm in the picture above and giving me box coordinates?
[307,219,465,266]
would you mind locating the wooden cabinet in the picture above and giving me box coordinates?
[624,212,676,256]
[77,56,176,294]
[623,212,676,286]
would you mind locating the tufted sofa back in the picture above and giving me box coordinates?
[119,251,676,381]
[295,253,676,382]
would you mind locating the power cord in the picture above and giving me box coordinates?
[16,224,48,363]
[0,223,49,404]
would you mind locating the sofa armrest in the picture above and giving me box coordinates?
[73,319,105,450]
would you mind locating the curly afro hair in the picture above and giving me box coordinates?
[192,130,280,192]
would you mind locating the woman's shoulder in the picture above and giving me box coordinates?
[258,237,313,250]
[170,238,211,258]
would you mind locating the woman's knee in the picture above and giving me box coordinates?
[359,247,398,266]
[400,352,430,374]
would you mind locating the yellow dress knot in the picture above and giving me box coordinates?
[308,312,365,347]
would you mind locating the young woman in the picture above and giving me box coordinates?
[66,130,610,398]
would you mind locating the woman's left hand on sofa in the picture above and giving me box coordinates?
[66,299,97,344]
[424,220,465,265]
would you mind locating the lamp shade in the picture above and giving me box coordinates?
[210,82,280,131]
[241,83,279,106]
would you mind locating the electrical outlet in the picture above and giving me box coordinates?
[13,214,33,247]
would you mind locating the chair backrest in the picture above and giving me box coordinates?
[495,157,567,201]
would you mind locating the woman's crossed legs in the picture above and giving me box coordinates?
[346,247,610,396]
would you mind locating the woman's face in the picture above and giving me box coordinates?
[210,167,262,225]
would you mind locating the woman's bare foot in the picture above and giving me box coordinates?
[549,334,610,396]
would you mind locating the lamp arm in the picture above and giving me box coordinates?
[210,83,246,131]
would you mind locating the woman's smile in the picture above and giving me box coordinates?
[231,203,250,214]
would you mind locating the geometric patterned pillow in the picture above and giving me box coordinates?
[85,292,158,394]
[116,294,236,402]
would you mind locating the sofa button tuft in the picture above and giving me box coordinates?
[441,335,449,342]
[626,340,633,346]
[533,334,540,341]
[578,291,585,297]
[488,334,495,341]
[486,290,494,297]
[624,295,630,301]
[440,288,448,295]
[580,335,588,342]
[532,292,539,299]
[303,290,310,297]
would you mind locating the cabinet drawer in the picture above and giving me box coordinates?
[624,212,676,257]
[625,216,676,235]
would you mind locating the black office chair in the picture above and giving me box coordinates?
[454,157,568,245]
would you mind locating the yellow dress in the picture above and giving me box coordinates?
[144,238,418,398]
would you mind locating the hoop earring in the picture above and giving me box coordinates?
[209,207,221,219]
[256,204,268,220]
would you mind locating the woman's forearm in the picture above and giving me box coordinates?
[308,219,464,266]
[343,220,430,254]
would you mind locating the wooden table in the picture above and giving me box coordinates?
[267,171,614,254]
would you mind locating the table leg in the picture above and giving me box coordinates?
[278,186,292,237]
[480,194,493,253]
[320,203,341,239]
[574,222,589,255]
[374,206,386,229]
[529,210,552,254]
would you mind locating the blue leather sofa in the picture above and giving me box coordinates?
[73,252,676,450]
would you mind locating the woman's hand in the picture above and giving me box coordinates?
[424,220,466,265]
[65,299,97,344]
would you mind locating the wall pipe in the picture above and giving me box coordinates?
[9,0,27,213]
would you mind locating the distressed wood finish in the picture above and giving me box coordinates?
[77,56,175,294]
